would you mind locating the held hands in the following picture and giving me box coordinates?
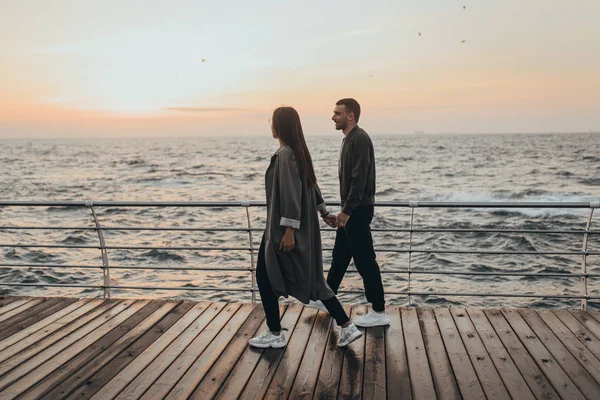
[321,212,338,228]
[279,227,296,252]
[336,212,350,228]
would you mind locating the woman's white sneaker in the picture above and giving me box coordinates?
[337,324,362,347]
[354,310,390,327]
[249,331,287,348]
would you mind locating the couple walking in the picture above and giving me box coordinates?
[249,98,389,349]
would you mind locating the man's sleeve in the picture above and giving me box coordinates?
[342,135,370,216]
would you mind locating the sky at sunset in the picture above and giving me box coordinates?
[1,0,599,138]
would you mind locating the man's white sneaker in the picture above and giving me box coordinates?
[306,300,328,313]
[354,310,390,327]
[249,331,287,348]
[337,324,362,347]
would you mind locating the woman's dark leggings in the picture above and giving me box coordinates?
[256,236,350,332]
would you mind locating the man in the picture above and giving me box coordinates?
[310,98,389,327]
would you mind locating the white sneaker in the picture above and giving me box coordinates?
[249,331,287,348]
[354,310,390,327]
[337,324,362,347]
[306,300,328,313]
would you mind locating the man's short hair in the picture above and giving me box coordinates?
[336,98,361,123]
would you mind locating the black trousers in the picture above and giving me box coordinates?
[256,236,350,332]
[327,205,386,312]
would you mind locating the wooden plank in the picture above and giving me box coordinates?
[450,308,511,400]
[0,300,145,395]
[519,309,600,395]
[570,310,600,342]
[337,305,366,400]
[554,309,600,359]
[434,308,486,399]
[0,299,105,364]
[589,309,600,323]
[466,308,538,400]
[189,304,266,399]
[385,306,412,400]
[0,298,76,341]
[263,306,319,400]
[237,303,304,399]
[498,309,585,400]
[119,302,227,399]
[541,310,600,373]
[63,301,196,400]
[287,309,333,400]
[0,297,19,309]
[89,301,215,399]
[403,307,436,400]
[18,300,165,399]
[419,308,460,400]
[0,298,43,323]
[483,309,561,399]
[0,298,33,317]
[362,306,386,400]
[311,305,351,400]
[213,305,288,400]
[0,299,89,351]
[0,299,118,373]
[41,300,178,400]
[164,303,253,400]
[0,298,62,333]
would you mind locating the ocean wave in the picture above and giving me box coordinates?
[140,249,186,262]
[583,156,600,163]
[579,178,600,186]
[60,235,91,244]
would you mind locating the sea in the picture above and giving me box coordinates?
[1,132,599,308]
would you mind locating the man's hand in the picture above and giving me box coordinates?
[279,227,295,252]
[336,212,350,228]
[322,213,337,228]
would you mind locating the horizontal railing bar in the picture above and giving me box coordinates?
[99,265,251,271]
[0,226,98,231]
[1,200,599,208]
[0,263,101,269]
[0,227,238,233]
[1,243,598,256]
[3,225,598,235]
[374,270,600,278]
[0,201,267,207]
[403,291,600,299]
[1,263,598,278]
[0,283,102,289]
[2,281,598,300]
[382,228,600,234]
[0,244,99,249]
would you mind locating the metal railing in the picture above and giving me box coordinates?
[0,200,598,308]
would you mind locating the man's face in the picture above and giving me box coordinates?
[332,105,350,131]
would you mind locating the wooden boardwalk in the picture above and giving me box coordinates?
[0,297,599,399]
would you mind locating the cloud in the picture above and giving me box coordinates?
[162,107,249,113]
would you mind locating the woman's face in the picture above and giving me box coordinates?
[269,117,278,139]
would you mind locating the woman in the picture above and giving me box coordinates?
[249,106,362,348]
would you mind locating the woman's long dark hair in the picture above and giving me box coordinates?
[271,106,317,187]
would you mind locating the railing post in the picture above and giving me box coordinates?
[408,203,416,308]
[581,205,596,310]
[244,203,256,303]
[87,201,111,299]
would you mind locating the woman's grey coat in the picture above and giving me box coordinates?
[263,145,335,304]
